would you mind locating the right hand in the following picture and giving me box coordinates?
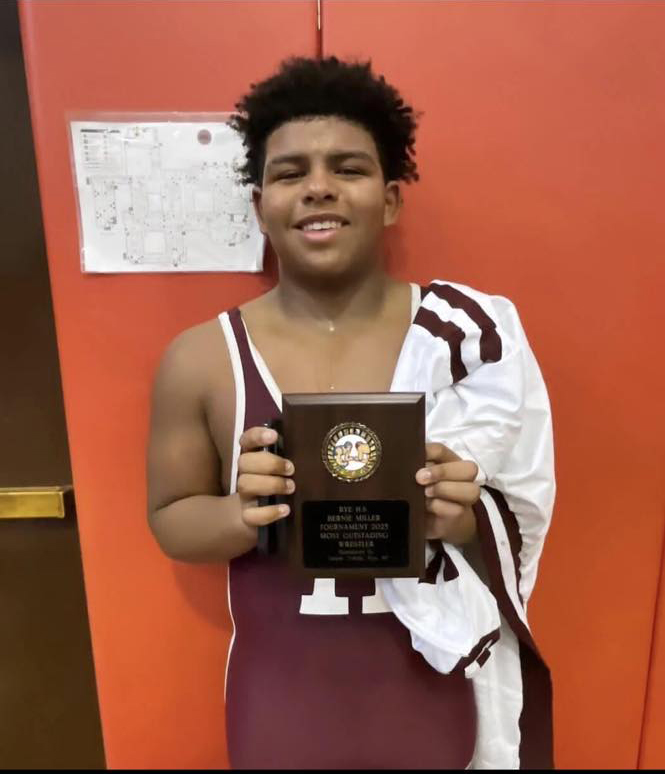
[237,426,295,528]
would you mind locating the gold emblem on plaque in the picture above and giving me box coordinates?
[322,422,382,482]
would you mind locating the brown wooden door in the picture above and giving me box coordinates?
[0,1,105,767]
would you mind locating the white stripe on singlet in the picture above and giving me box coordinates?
[218,311,245,701]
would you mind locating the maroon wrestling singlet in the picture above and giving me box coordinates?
[219,303,476,770]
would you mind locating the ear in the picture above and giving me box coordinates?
[383,181,402,227]
[252,185,267,233]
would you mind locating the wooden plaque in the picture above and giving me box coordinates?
[280,393,426,579]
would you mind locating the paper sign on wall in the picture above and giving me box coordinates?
[69,118,264,273]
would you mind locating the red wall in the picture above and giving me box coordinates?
[324,2,665,768]
[20,0,665,768]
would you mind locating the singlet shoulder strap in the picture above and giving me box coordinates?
[225,308,280,428]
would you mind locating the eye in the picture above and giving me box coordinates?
[277,171,303,180]
[339,167,362,176]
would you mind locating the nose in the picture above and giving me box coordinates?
[302,164,338,204]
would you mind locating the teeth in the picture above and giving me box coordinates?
[302,220,343,231]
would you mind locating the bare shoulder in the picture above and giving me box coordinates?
[154,317,230,398]
[151,316,235,451]
[149,314,237,500]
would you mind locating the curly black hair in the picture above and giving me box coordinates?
[229,56,420,187]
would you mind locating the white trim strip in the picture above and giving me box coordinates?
[223,563,235,702]
[219,313,246,494]
[217,312,243,699]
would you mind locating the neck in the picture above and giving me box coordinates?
[274,266,394,327]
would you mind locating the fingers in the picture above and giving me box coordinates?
[416,460,478,486]
[237,472,295,498]
[425,497,466,519]
[237,427,295,530]
[424,480,480,506]
[420,476,479,542]
[425,442,462,464]
[238,451,294,477]
[239,426,279,452]
[237,453,295,522]
[417,445,480,545]
[242,502,291,527]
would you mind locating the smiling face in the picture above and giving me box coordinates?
[252,117,401,285]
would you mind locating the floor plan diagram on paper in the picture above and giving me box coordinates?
[70,120,264,273]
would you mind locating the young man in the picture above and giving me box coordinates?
[147,57,554,769]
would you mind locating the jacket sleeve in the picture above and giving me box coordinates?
[392,280,555,604]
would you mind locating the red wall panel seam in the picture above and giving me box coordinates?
[637,508,665,768]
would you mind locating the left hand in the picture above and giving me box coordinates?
[415,443,480,544]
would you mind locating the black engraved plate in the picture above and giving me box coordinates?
[302,500,409,569]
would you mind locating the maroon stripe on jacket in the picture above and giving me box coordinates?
[484,486,524,607]
[420,543,443,585]
[419,541,460,585]
[453,627,501,674]
[473,496,553,769]
[425,282,502,363]
[439,544,460,581]
[413,306,468,383]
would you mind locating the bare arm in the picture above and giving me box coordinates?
[147,326,294,563]
[146,327,256,563]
